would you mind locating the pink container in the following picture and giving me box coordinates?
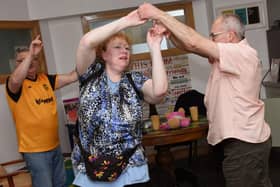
[166,112,185,120]
[180,117,191,127]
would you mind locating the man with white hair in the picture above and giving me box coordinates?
[138,3,272,187]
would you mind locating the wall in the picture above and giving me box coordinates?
[188,0,213,93]
[0,86,22,161]
[0,0,270,163]
[39,17,82,154]
[27,0,187,20]
[267,0,280,27]
[0,0,29,20]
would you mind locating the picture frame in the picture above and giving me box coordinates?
[63,97,79,125]
[215,1,266,30]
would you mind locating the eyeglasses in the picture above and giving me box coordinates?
[209,31,226,39]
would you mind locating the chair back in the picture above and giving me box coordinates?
[0,160,32,187]
[174,89,206,117]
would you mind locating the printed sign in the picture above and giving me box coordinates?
[131,54,192,119]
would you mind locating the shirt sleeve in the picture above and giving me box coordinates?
[5,77,22,102]
[217,42,243,75]
[79,60,104,87]
[217,40,260,77]
[130,71,149,93]
[47,74,57,90]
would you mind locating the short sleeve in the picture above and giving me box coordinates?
[79,60,104,86]
[130,71,149,92]
[47,74,57,90]
[217,42,242,75]
[6,77,22,102]
[217,40,259,77]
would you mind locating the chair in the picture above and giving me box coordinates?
[173,89,207,165]
[0,159,32,187]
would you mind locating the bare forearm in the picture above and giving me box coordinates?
[56,70,78,89]
[138,3,218,60]
[76,18,129,74]
[157,12,198,51]
[157,12,218,59]
[8,54,33,93]
[81,17,130,50]
[76,11,145,74]
[151,51,168,95]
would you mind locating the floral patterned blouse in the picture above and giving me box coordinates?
[71,62,149,173]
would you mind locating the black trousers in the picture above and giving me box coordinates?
[213,137,272,187]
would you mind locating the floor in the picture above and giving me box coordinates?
[172,147,280,187]
[66,145,279,187]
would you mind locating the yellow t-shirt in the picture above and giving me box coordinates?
[6,74,59,152]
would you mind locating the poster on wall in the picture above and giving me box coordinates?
[131,54,192,120]
[63,97,79,125]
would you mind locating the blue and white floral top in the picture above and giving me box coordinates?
[71,62,149,175]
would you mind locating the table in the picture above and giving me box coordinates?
[142,121,208,180]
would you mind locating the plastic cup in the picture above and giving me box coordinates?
[151,115,160,130]
[189,106,198,121]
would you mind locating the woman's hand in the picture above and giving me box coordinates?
[124,9,146,27]
[153,20,171,38]
[147,27,163,51]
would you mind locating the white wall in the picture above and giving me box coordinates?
[39,17,82,154]
[188,0,213,93]
[0,86,22,162]
[0,0,29,20]
[0,0,270,163]
[27,0,187,20]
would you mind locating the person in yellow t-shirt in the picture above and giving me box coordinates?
[6,35,78,187]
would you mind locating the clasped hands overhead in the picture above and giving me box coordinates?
[135,3,171,38]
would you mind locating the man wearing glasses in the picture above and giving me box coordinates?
[138,3,272,187]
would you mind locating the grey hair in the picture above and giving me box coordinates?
[14,46,29,58]
[220,14,245,40]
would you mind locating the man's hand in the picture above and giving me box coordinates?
[138,3,160,20]
[29,35,43,58]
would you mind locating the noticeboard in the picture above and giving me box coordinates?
[131,54,192,119]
